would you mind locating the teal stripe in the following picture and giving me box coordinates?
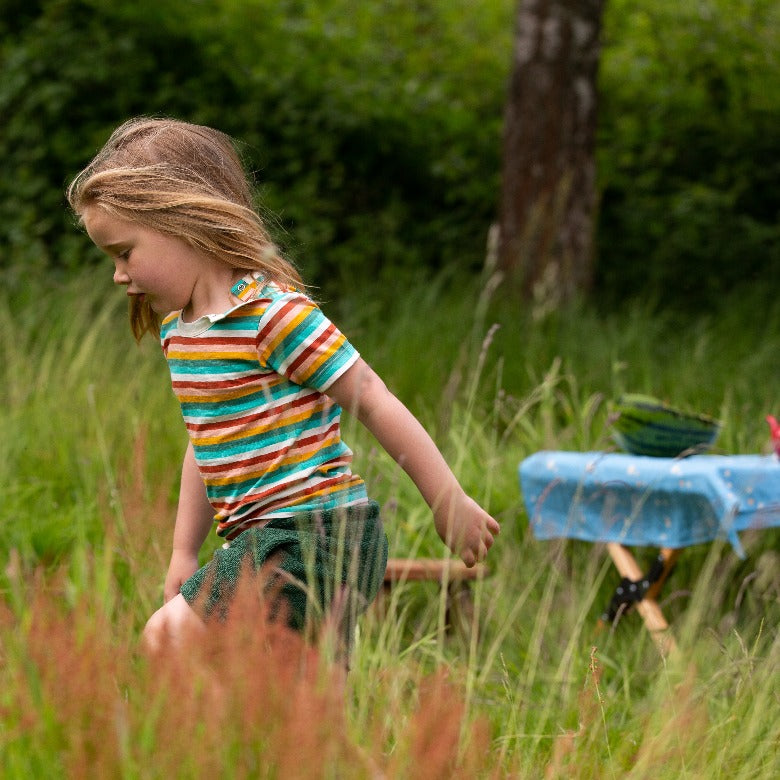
[180,389,337,420]
[213,316,262,330]
[305,347,355,388]
[193,416,343,461]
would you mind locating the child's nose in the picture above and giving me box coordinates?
[113,265,131,285]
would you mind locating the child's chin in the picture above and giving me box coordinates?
[145,297,169,314]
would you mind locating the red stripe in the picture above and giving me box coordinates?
[185,392,321,433]
[287,324,336,377]
[255,297,309,347]
[172,374,262,391]
[166,335,257,348]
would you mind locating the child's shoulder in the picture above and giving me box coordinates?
[248,279,316,311]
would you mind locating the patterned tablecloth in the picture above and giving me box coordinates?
[519,452,780,557]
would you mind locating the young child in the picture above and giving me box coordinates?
[67,117,499,658]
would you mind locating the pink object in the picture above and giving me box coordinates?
[767,415,780,456]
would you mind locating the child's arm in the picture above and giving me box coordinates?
[327,358,500,566]
[163,441,215,603]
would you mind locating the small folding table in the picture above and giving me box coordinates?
[519,452,780,652]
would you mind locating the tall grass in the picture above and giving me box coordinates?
[0,271,777,777]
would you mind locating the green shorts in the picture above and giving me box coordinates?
[180,501,388,635]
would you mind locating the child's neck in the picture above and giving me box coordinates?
[181,264,245,322]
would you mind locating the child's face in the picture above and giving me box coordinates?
[82,206,208,318]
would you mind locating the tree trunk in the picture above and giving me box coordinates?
[498,0,604,307]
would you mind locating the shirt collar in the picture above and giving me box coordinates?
[176,272,264,336]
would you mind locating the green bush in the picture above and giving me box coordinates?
[0,0,510,294]
[0,0,243,278]
[596,0,780,309]
[202,0,512,288]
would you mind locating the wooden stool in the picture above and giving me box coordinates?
[599,544,680,655]
[375,558,489,638]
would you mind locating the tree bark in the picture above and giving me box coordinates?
[498,0,604,307]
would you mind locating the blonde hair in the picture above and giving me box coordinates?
[67,117,303,340]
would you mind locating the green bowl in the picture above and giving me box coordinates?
[611,394,722,457]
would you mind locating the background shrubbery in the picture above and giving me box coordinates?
[597,0,780,309]
[0,0,509,292]
[1,0,778,308]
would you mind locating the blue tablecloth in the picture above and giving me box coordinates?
[519,452,780,557]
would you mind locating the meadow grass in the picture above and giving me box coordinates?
[0,270,777,777]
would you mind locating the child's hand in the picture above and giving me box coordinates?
[164,549,200,603]
[433,492,500,567]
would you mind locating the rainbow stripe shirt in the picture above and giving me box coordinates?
[160,275,368,539]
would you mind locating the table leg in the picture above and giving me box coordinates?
[605,543,678,655]
[645,548,680,601]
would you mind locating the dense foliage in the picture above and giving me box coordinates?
[597,0,780,309]
[1,0,777,308]
[0,0,510,292]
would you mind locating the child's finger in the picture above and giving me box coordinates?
[462,551,477,567]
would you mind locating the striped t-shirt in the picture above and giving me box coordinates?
[160,275,368,539]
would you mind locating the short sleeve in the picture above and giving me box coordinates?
[255,292,359,391]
